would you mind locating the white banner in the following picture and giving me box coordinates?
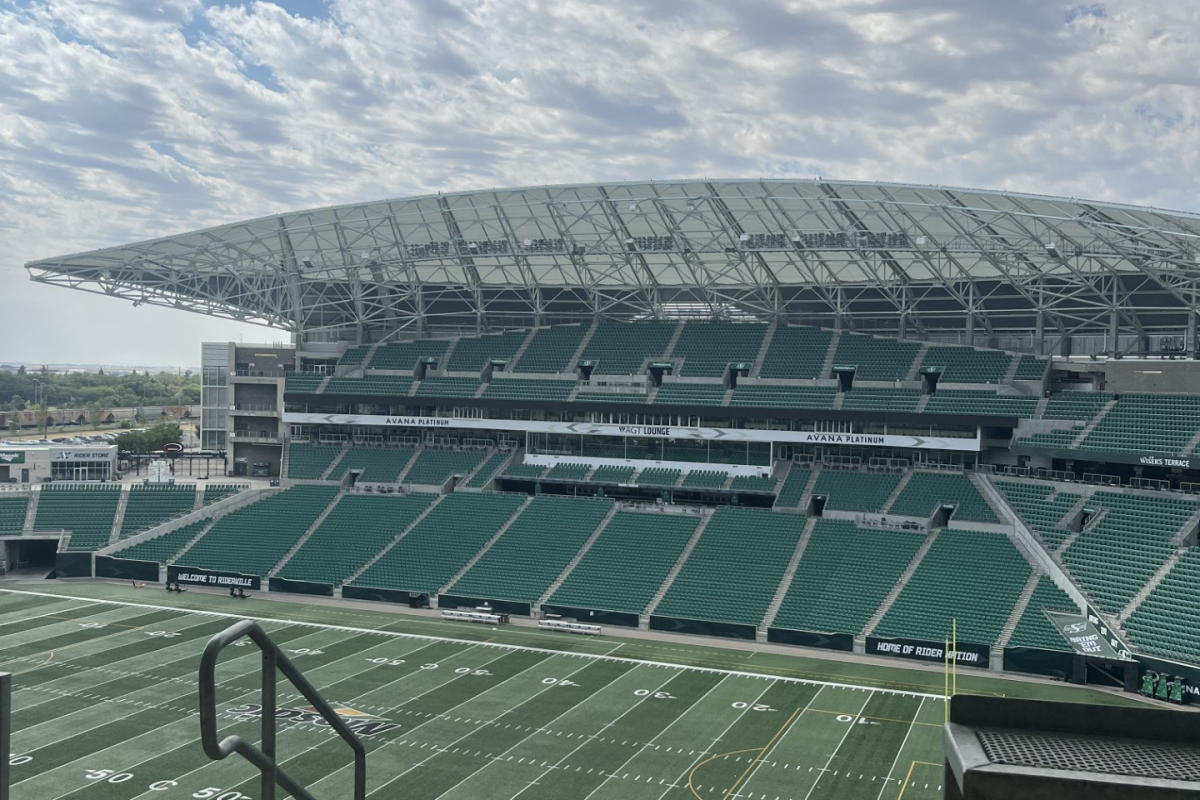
[283,413,980,451]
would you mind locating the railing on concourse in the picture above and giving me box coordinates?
[198,620,365,800]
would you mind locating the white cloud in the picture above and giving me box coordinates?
[1,0,1198,364]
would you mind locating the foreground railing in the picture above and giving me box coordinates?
[198,620,365,800]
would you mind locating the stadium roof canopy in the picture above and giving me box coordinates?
[26,179,1200,352]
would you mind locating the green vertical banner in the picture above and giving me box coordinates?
[1042,608,1133,661]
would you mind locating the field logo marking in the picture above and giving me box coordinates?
[225,702,402,737]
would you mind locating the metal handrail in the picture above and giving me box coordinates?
[198,620,365,800]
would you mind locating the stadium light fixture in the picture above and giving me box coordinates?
[1045,243,1061,259]
[301,258,314,268]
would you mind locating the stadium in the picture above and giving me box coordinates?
[11,178,1200,798]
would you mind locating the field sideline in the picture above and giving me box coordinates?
[0,582,1147,800]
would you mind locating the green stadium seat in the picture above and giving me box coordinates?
[774,468,810,508]
[119,485,197,538]
[174,485,339,576]
[923,390,1037,418]
[1126,550,1200,663]
[278,493,437,586]
[591,466,635,483]
[832,333,920,381]
[545,463,591,481]
[919,346,1012,384]
[285,443,344,480]
[323,376,413,396]
[773,520,923,635]
[549,511,699,613]
[511,326,587,373]
[466,452,511,487]
[336,345,373,368]
[637,468,680,487]
[654,383,726,406]
[284,373,325,394]
[682,470,727,489]
[1062,491,1197,613]
[1008,576,1075,651]
[333,447,414,483]
[729,385,836,410]
[403,450,484,485]
[115,520,209,565]
[448,496,614,602]
[483,379,575,402]
[0,496,30,534]
[729,475,777,493]
[414,377,480,398]
[1013,355,1049,381]
[759,326,832,379]
[876,528,1030,644]
[995,481,1079,550]
[36,484,122,551]
[581,321,677,375]
[840,389,920,412]
[446,330,529,372]
[1077,394,1200,456]
[889,472,998,523]
[655,508,804,626]
[202,484,249,505]
[351,493,526,593]
[1042,392,1113,421]
[813,470,900,513]
[369,340,450,371]
[672,321,766,377]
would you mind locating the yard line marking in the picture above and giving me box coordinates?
[113,637,504,799]
[579,674,732,800]
[801,690,874,800]
[505,666,688,800]
[670,681,777,800]
[722,685,827,800]
[0,588,941,699]
[358,652,602,797]
[876,697,924,800]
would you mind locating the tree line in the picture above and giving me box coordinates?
[0,367,200,411]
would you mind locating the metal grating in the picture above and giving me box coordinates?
[977,727,1200,782]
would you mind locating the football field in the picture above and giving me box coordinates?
[0,579,1149,800]
[0,586,954,800]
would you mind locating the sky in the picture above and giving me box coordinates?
[2,0,1198,366]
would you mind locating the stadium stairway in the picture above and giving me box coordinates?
[438,496,534,595]
[103,487,277,560]
[996,571,1044,648]
[340,494,448,590]
[879,470,914,514]
[1054,507,1105,557]
[191,485,204,512]
[795,463,822,511]
[1119,546,1191,623]
[1181,427,1200,457]
[860,529,940,637]
[569,320,598,368]
[758,517,817,637]
[969,472,1013,525]
[107,486,131,546]
[1032,396,1051,419]
[1001,356,1023,385]
[389,449,422,483]
[1069,398,1118,447]
[748,319,777,377]
[320,448,349,481]
[268,491,346,576]
[22,491,38,534]
[535,503,620,609]
[438,336,462,370]
[661,320,685,359]
[642,509,713,626]
[505,329,537,370]
[820,330,840,378]
[905,342,931,381]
